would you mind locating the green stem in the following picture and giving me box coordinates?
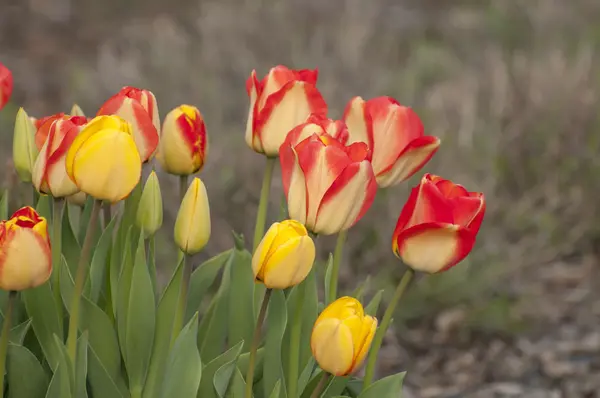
[102,202,111,228]
[362,268,415,389]
[31,186,39,206]
[327,230,347,305]
[309,372,331,398]
[287,277,308,398]
[51,198,64,328]
[66,199,102,364]
[172,253,192,338]
[179,175,189,203]
[245,288,272,398]
[0,291,17,398]
[253,157,276,252]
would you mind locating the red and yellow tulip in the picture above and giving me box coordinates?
[97,86,160,162]
[35,114,87,150]
[392,174,486,273]
[280,128,377,235]
[0,62,13,111]
[0,207,51,291]
[245,65,327,156]
[157,105,208,175]
[343,96,440,187]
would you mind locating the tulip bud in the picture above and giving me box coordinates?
[66,191,87,207]
[32,118,84,197]
[245,65,327,156]
[0,62,13,111]
[392,174,486,273]
[65,115,142,203]
[157,105,208,175]
[311,297,377,376]
[0,207,52,290]
[12,108,39,183]
[136,171,163,238]
[252,220,315,289]
[97,86,160,162]
[70,104,86,117]
[343,96,440,188]
[174,178,210,254]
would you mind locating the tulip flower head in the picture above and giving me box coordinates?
[65,115,142,203]
[0,207,52,291]
[97,86,160,162]
[280,128,377,235]
[32,117,87,197]
[158,105,208,175]
[392,174,486,273]
[0,62,13,111]
[12,108,39,183]
[174,178,211,255]
[245,65,327,156]
[311,296,377,376]
[35,113,87,150]
[136,171,163,238]
[252,220,315,289]
[343,96,440,188]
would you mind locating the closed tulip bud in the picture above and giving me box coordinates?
[32,117,85,197]
[392,174,486,273]
[65,115,142,203]
[280,130,377,235]
[174,178,210,255]
[0,62,13,111]
[136,171,163,238]
[343,96,440,188]
[311,297,377,376]
[70,104,86,117]
[66,191,87,207]
[245,65,327,156]
[252,220,315,289]
[97,86,160,162]
[35,113,87,150]
[0,207,52,290]
[157,105,208,175]
[12,108,39,183]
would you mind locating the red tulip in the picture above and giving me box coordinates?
[343,96,440,187]
[0,62,13,111]
[392,174,485,273]
[245,65,327,156]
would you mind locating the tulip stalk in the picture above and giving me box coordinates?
[102,202,112,228]
[287,275,308,398]
[327,230,347,305]
[310,372,331,398]
[66,199,102,363]
[245,288,272,398]
[51,198,64,324]
[253,157,276,251]
[172,253,192,338]
[0,291,17,398]
[179,175,188,203]
[362,268,415,388]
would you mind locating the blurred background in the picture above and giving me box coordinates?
[1,0,600,396]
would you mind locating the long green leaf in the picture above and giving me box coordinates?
[364,290,384,317]
[356,373,405,398]
[87,346,127,398]
[116,227,134,355]
[224,368,246,398]
[7,344,49,398]
[323,254,334,305]
[197,341,243,398]
[9,319,32,345]
[213,360,238,398]
[227,248,255,352]
[75,333,89,398]
[44,335,73,398]
[62,204,81,277]
[88,215,118,302]
[263,290,287,398]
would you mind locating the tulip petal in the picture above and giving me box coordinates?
[252,222,282,280]
[0,228,51,291]
[280,146,308,225]
[375,136,440,187]
[351,315,377,372]
[245,70,263,152]
[310,319,355,376]
[343,96,371,147]
[316,296,364,323]
[261,236,315,289]
[174,178,211,255]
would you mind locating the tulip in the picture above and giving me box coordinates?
[343,96,440,188]
[12,108,39,183]
[285,114,349,147]
[97,86,160,162]
[252,220,315,289]
[0,62,13,111]
[65,115,142,203]
[174,178,210,255]
[245,65,327,156]
[32,117,85,197]
[70,104,86,117]
[279,131,377,235]
[310,296,377,376]
[0,207,51,290]
[157,105,208,175]
[392,174,486,273]
[136,171,163,238]
[35,113,87,150]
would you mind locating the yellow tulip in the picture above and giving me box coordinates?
[0,207,52,291]
[174,178,211,254]
[252,220,315,289]
[136,171,163,238]
[311,297,377,376]
[65,115,142,203]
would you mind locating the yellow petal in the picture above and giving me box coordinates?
[344,97,369,145]
[261,235,315,289]
[376,139,441,188]
[0,228,51,291]
[158,108,196,175]
[251,222,282,280]
[311,318,355,376]
[174,178,211,254]
[350,315,377,372]
[399,226,460,273]
[316,296,364,324]
[286,148,308,225]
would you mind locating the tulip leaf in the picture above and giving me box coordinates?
[7,344,49,398]
[147,236,158,303]
[88,214,118,303]
[263,289,288,398]
[357,373,406,398]
[35,195,52,221]
[143,257,184,398]
[197,341,243,398]
[123,235,156,393]
[75,332,89,398]
[22,283,63,370]
[343,379,363,398]
[77,196,96,244]
[213,353,240,398]
[323,253,334,305]
[185,249,232,324]
[116,227,135,353]
[224,368,246,398]
[297,357,316,395]
[61,206,82,277]
[227,248,255,352]
[87,345,126,398]
[160,313,202,398]
[110,225,132,319]
[364,290,384,317]
[236,347,265,383]
[268,380,282,398]
[44,335,73,398]
[0,190,8,220]
[9,319,32,346]
[351,276,371,303]
[322,376,350,398]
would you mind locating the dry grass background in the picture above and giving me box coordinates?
[1,0,600,395]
